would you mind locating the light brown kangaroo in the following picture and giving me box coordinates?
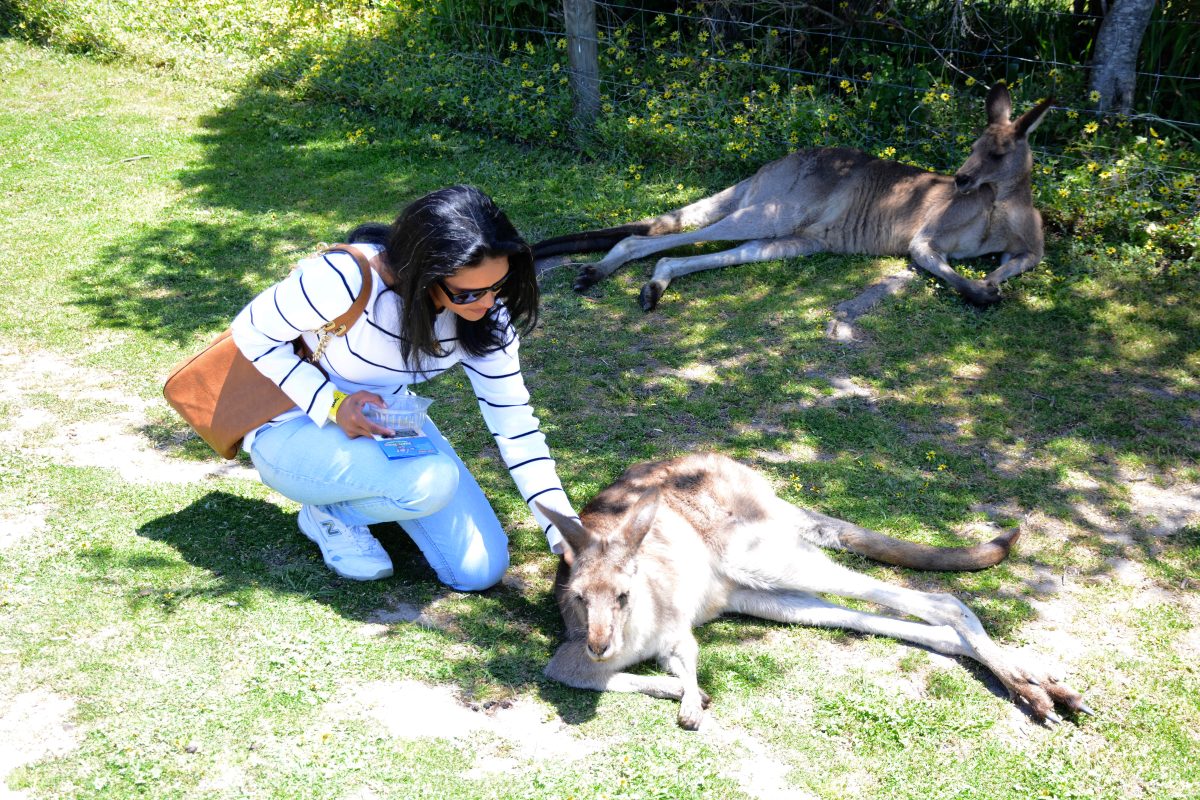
[538,453,1089,730]
[533,82,1052,311]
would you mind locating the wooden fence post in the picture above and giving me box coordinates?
[1089,0,1157,115]
[563,0,600,133]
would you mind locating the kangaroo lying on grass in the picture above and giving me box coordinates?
[538,453,1089,730]
[533,82,1052,311]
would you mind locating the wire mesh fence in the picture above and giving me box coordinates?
[256,1,1197,240]
[499,2,1192,155]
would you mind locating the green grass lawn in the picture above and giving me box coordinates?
[1,37,1198,800]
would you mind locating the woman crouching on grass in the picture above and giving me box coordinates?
[231,185,580,588]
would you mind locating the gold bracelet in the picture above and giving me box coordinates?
[328,390,349,423]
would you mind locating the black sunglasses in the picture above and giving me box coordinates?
[437,271,511,305]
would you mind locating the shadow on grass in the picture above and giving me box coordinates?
[132,489,612,718]
[135,490,429,611]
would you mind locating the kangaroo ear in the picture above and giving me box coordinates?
[622,487,661,551]
[535,502,589,557]
[986,81,1012,125]
[1014,96,1054,139]
[560,539,576,568]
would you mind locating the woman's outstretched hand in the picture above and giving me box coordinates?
[334,391,395,439]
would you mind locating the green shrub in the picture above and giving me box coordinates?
[5,0,1196,269]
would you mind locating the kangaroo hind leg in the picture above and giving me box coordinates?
[641,235,824,310]
[726,589,972,657]
[573,181,747,291]
[723,523,1087,721]
[803,562,1085,720]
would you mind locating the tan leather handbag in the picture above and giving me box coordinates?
[163,244,373,459]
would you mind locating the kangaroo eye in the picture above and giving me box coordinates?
[617,592,629,608]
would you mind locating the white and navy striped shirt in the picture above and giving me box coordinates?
[230,243,578,553]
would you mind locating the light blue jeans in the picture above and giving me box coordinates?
[249,415,509,591]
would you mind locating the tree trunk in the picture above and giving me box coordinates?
[1089,0,1157,114]
[563,0,599,133]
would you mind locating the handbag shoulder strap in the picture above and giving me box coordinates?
[316,243,374,337]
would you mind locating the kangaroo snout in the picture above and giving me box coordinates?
[953,172,977,194]
[585,617,618,661]
[585,638,614,661]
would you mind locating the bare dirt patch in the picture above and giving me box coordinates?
[812,634,955,702]
[323,679,606,775]
[825,269,917,342]
[1126,477,1200,538]
[702,716,820,800]
[356,601,447,638]
[0,689,81,798]
[1,346,258,484]
[0,507,48,552]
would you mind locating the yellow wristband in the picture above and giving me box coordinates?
[328,390,349,423]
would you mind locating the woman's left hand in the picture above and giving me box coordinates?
[334,390,394,439]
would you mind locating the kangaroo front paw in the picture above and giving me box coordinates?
[639,281,665,311]
[573,264,603,292]
[962,280,1002,306]
[677,696,706,730]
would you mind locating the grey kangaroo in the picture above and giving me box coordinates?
[538,453,1088,730]
[533,82,1052,311]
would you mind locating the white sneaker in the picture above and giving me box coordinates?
[298,504,394,581]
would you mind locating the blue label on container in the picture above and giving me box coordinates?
[374,435,438,459]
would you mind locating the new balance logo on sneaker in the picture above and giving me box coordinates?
[298,504,394,581]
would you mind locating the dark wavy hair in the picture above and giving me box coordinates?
[346,186,539,371]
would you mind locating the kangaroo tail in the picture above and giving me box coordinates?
[839,526,1019,571]
[794,507,1018,571]
[531,222,655,258]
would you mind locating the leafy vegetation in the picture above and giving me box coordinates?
[3,0,1197,268]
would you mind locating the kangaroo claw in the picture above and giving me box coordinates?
[677,699,705,730]
[573,265,603,292]
[962,280,1002,307]
[639,281,664,312]
[995,657,1087,725]
[1076,703,1096,717]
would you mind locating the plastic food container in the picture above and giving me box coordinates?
[362,394,433,436]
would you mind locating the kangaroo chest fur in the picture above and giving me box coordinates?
[635,512,737,624]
